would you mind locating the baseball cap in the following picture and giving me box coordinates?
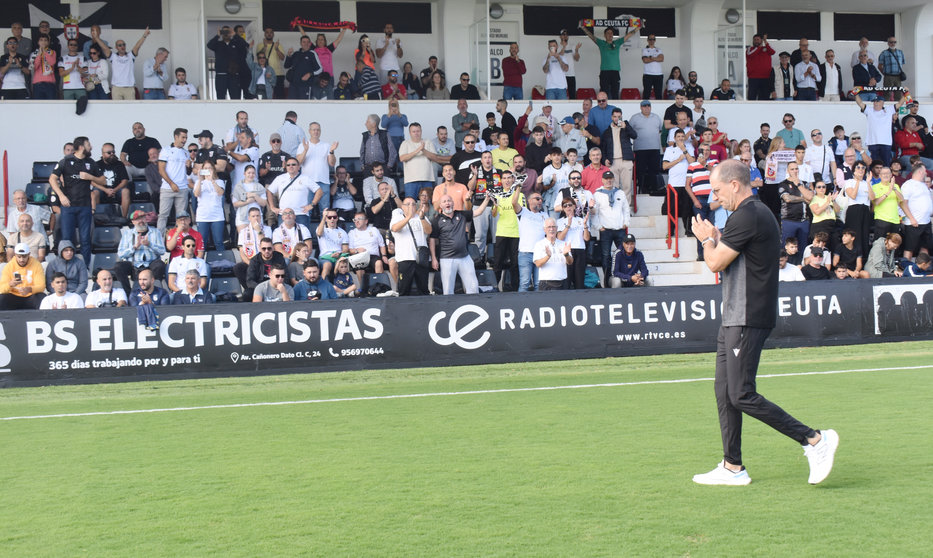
[269,132,282,142]
[14,242,29,255]
[640,100,652,107]
[873,95,885,102]
[602,171,614,179]
[176,211,190,219]
[623,234,636,243]
[811,247,824,257]
[559,29,568,35]
[561,116,575,125]
[907,100,918,107]
[194,130,213,139]
[130,209,148,221]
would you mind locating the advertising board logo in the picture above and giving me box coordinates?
[428,305,490,350]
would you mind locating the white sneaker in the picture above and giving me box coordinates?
[804,429,839,484]
[692,461,751,486]
[375,289,399,298]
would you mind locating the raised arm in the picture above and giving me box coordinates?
[132,27,150,57]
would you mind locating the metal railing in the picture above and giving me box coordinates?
[665,183,679,259]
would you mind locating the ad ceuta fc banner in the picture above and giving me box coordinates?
[1,279,931,387]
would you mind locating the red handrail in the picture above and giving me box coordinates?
[631,159,638,214]
[665,183,679,258]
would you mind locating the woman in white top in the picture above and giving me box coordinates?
[843,160,872,258]
[665,66,684,99]
[556,198,590,290]
[85,44,110,99]
[232,165,267,231]
[193,159,227,251]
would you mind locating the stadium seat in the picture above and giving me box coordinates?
[94,204,127,226]
[91,226,122,253]
[340,156,364,184]
[468,244,482,266]
[576,88,597,100]
[476,269,498,292]
[209,276,242,297]
[205,249,237,277]
[620,88,642,100]
[25,182,50,204]
[89,252,119,273]
[32,161,57,181]
[364,272,393,294]
[131,181,152,202]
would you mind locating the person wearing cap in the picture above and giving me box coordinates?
[855,92,906,167]
[192,129,229,177]
[630,100,664,193]
[5,214,46,262]
[900,101,927,134]
[542,39,569,100]
[592,170,631,280]
[49,136,105,263]
[94,142,132,218]
[600,107,638,206]
[114,209,167,294]
[0,243,46,310]
[553,115,587,157]
[641,34,664,100]
[502,43,526,100]
[800,247,832,280]
[771,51,794,101]
[258,132,289,190]
[40,272,84,309]
[44,240,87,296]
[610,234,647,287]
[165,211,204,260]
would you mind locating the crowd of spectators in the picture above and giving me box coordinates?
[1,20,910,104]
[1,21,931,311]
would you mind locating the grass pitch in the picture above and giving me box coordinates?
[1,341,931,557]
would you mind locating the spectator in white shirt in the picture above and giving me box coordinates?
[167,67,199,99]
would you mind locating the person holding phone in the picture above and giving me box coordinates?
[0,243,46,310]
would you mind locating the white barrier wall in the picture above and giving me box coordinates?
[0,97,914,214]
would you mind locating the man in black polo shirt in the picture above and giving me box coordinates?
[120,122,162,180]
[49,136,105,263]
[690,160,839,486]
[449,133,483,185]
[259,132,290,187]
[430,194,490,295]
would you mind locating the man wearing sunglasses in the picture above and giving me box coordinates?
[243,237,289,302]
[95,27,149,101]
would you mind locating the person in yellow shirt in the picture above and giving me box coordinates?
[0,243,46,310]
[491,170,523,291]
[490,131,519,172]
[870,166,915,240]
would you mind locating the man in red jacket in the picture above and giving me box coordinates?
[745,34,775,101]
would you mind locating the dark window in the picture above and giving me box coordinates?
[112,1,163,29]
[756,12,820,41]
[261,2,340,33]
[833,13,896,41]
[607,8,676,38]
[356,2,432,34]
[522,5,594,36]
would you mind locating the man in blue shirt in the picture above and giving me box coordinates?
[293,260,338,301]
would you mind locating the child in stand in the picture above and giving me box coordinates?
[332,256,360,297]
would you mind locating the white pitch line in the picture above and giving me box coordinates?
[2,364,931,422]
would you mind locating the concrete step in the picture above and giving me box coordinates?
[642,243,699,262]
[645,260,707,275]
[632,195,666,215]
[649,270,719,286]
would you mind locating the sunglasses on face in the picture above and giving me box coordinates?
[812,133,822,137]
[188,149,197,153]
[464,141,475,144]
[260,247,273,251]
[784,120,794,123]
[103,150,115,155]
[271,139,281,143]
[272,274,285,279]
[286,163,298,167]
[326,216,338,220]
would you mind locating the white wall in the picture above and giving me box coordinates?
[0,97,912,215]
